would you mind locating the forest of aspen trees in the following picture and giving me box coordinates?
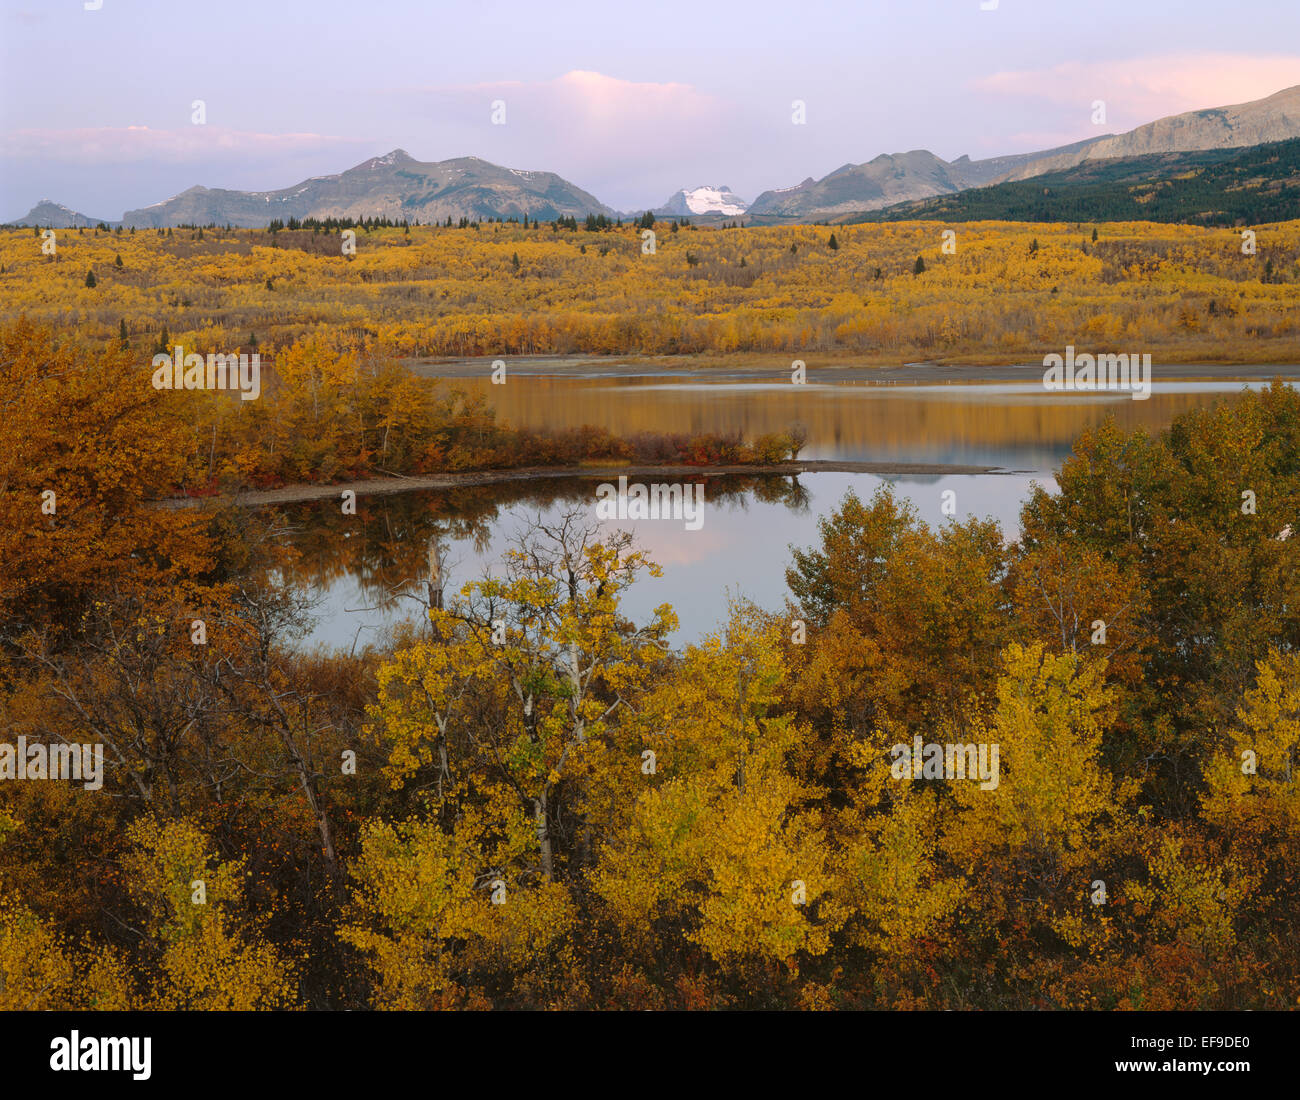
[1,214,1298,1012]
[2,217,1298,366]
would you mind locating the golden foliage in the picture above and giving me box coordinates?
[2,219,1296,362]
[121,818,298,1010]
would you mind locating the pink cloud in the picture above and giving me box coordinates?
[416,69,721,122]
[547,70,720,126]
[408,69,728,170]
[974,54,1300,128]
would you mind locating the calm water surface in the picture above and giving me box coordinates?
[286,376,1272,650]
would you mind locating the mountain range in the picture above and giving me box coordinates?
[116,149,615,228]
[11,84,1300,228]
[745,84,1300,221]
[848,138,1300,227]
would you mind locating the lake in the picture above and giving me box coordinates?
[282,373,1280,651]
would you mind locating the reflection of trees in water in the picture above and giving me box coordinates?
[277,486,503,610]
[268,473,814,611]
[472,377,1231,460]
[728,474,811,513]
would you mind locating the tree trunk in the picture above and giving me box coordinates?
[534,795,554,881]
[427,534,444,611]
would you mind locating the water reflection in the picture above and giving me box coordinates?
[285,470,1033,651]
[450,376,1269,474]
[280,377,1271,650]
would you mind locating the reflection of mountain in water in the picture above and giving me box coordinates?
[885,474,946,487]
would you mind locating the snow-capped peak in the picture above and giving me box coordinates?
[659,185,750,217]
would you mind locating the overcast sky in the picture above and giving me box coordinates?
[3,0,1299,218]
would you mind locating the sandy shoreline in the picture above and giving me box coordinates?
[158,459,1023,510]
[402,354,1300,384]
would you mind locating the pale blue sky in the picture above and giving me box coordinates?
[3,0,1298,218]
